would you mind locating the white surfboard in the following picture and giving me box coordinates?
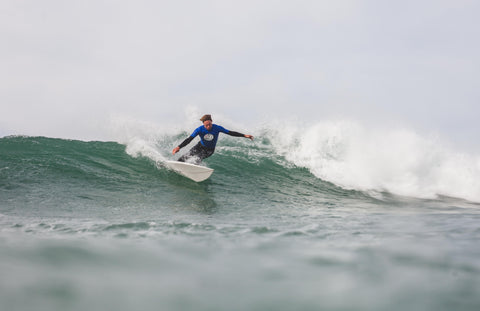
[165,161,214,182]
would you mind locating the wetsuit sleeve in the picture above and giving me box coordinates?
[227,131,245,137]
[217,125,245,137]
[178,136,194,148]
[178,127,200,148]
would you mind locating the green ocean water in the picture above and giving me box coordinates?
[1,135,480,311]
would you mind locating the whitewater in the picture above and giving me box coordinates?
[1,118,480,311]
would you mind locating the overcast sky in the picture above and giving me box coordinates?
[1,0,479,147]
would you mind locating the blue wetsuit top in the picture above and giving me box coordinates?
[191,124,229,150]
[177,124,245,150]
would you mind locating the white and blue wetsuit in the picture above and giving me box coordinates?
[177,124,245,163]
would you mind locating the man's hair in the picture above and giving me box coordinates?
[200,114,212,122]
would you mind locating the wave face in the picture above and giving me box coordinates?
[1,120,480,210]
[0,134,353,218]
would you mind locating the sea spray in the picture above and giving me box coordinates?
[106,115,179,164]
[264,120,480,202]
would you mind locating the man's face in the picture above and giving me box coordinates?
[203,120,213,131]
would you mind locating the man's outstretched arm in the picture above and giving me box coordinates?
[172,136,194,154]
[228,131,254,140]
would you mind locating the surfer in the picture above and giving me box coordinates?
[172,114,254,164]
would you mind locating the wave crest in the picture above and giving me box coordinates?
[264,120,480,202]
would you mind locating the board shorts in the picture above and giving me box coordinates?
[177,142,215,164]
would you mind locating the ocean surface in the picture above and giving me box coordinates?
[1,124,480,311]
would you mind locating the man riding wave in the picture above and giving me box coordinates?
[172,114,254,164]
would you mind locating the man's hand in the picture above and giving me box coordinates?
[172,146,180,155]
[245,135,254,141]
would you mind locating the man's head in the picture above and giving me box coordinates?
[200,114,213,130]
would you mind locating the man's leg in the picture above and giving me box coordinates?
[177,143,214,164]
[177,143,203,163]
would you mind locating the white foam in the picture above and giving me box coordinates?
[267,120,480,202]
[107,115,177,164]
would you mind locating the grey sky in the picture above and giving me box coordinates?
[1,0,479,147]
